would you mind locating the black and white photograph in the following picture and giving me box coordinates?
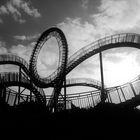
[0,0,140,138]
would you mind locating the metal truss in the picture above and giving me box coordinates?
[0,27,140,111]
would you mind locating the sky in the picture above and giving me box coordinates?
[1,0,140,95]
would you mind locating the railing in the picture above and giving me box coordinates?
[2,74,140,108]
[0,72,46,104]
[66,33,140,74]
[0,54,29,71]
[5,88,36,106]
[65,78,102,89]
[29,27,68,87]
[1,32,140,109]
[64,75,140,108]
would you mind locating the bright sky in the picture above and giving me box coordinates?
[1,0,140,94]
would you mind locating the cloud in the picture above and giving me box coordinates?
[58,18,97,55]
[1,0,140,88]
[14,33,40,41]
[9,0,139,87]
[92,0,140,34]
[37,38,60,77]
[81,0,89,9]
[11,0,41,18]
[0,18,3,23]
[57,0,140,87]
[0,41,8,54]
[103,51,140,86]
[6,1,26,23]
[0,0,41,23]
[0,41,18,72]
[14,35,27,41]
[9,39,60,78]
[0,64,19,72]
[0,5,9,14]
[103,48,140,63]
[9,42,34,62]
[58,0,140,56]
[37,52,58,78]
[0,41,33,72]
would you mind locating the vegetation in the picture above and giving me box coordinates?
[0,100,140,130]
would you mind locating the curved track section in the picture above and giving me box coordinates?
[0,54,46,104]
[66,74,140,109]
[66,33,140,74]
[4,88,36,106]
[1,29,140,109]
[65,78,103,89]
[0,54,29,74]
[0,72,46,104]
[29,27,68,87]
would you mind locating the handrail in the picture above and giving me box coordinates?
[65,78,103,89]
[66,33,140,74]
[0,72,46,104]
[1,30,140,108]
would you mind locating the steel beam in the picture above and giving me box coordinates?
[99,52,106,102]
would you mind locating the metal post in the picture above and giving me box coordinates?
[83,97,86,108]
[14,92,18,106]
[78,94,82,108]
[116,87,122,103]
[91,92,95,107]
[108,93,112,103]
[64,76,67,110]
[120,87,126,101]
[99,52,106,102]
[26,95,29,102]
[30,82,32,102]
[6,90,10,103]
[53,89,57,112]
[129,83,137,97]
[2,87,6,102]
[104,90,109,102]
[53,85,59,112]
[87,95,90,108]
[18,67,21,104]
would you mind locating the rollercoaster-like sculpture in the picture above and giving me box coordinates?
[1,27,140,111]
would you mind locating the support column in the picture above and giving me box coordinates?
[87,95,90,108]
[18,67,21,104]
[2,86,6,102]
[53,84,60,112]
[108,93,112,103]
[120,87,126,101]
[64,76,67,111]
[6,90,10,103]
[91,92,95,107]
[129,83,137,97]
[99,52,106,102]
[78,94,81,108]
[30,78,32,102]
[116,87,122,103]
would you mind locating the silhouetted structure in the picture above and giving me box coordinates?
[0,27,140,123]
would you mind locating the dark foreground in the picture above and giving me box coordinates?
[0,100,140,138]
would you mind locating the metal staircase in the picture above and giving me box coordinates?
[0,72,46,105]
[66,33,140,75]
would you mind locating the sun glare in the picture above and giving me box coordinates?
[104,54,140,87]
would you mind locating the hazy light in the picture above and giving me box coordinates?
[37,37,59,78]
[104,53,140,87]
